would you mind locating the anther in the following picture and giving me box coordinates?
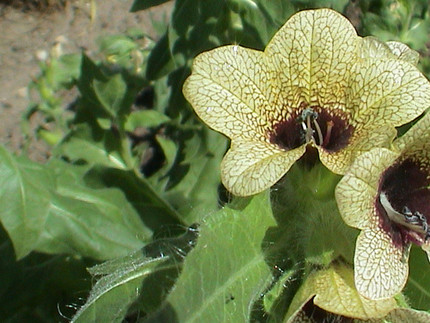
[381,192,430,239]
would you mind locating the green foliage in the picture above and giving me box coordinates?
[405,245,430,310]
[0,146,151,260]
[146,192,276,323]
[1,0,430,322]
[72,226,199,322]
[358,0,430,73]
[0,227,93,322]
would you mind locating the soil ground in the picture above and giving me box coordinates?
[0,0,172,160]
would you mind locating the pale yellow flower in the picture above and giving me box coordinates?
[286,262,430,322]
[336,113,430,300]
[286,261,396,322]
[183,8,430,196]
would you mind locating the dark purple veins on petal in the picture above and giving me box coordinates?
[269,104,354,153]
[376,158,430,248]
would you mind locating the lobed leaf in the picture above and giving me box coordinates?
[72,255,169,323]
[72,227,199,322]
[145,191,276,322]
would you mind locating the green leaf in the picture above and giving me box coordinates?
[253,0,295,27]
[295,0,349,12]
[270,164,358,266]
[48,53,82,90]
[130,0,171,12]
[0,146,151,260]
[77,55,110,117]
[72,255,168,323]
[145,191,276,322]
[77,55,142,119]
[97,34,150,71]
[98,35,138,56]
[404,245,430,310]
[168,0,228,62]
[155,135,177,176]
[94,73,127,116]
[152,128,227,223]
[83,166,184,232]
[358,0,430,52]
[124,110,170,131]
[96,117,113,130]
[145,33,176,80]
[263,269,297,319]
[58,123,127,169]
[146,0,231,80]
[37,128,63,146]
[72,227,199,322]
[227,0,291,46]
[0,227,92,322]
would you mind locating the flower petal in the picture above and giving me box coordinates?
[286,262,397,321]
[312,262,396,319]
[285,295,315,323]
[265,8,359,109]
[336,148,399,229]
[350,58,430,126]
[319,125,397,174]
[359,37,396,59]
[183,45,274,141]
[221,140,305,196]
[386,41,420,65]
[354,227,409,300]
[359,37,419,65]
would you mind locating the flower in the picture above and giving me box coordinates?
[285,261,430,322]
[286,261,397,321]
[288,298,430,323]
[183,8,430,196]
[335,113,430,300]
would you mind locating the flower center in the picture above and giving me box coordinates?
[269,105,354,153]
[376,158,430,247]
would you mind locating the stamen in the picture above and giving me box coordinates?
[295,108,344,148]
[312,119,324,146]
[323,121,334,147]
[380,191,429,236]
[404,211,429,236]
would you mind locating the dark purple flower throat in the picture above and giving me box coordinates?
[269,104,354,153]
[377,158,430,248]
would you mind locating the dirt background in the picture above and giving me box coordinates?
[0,0,172,160]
